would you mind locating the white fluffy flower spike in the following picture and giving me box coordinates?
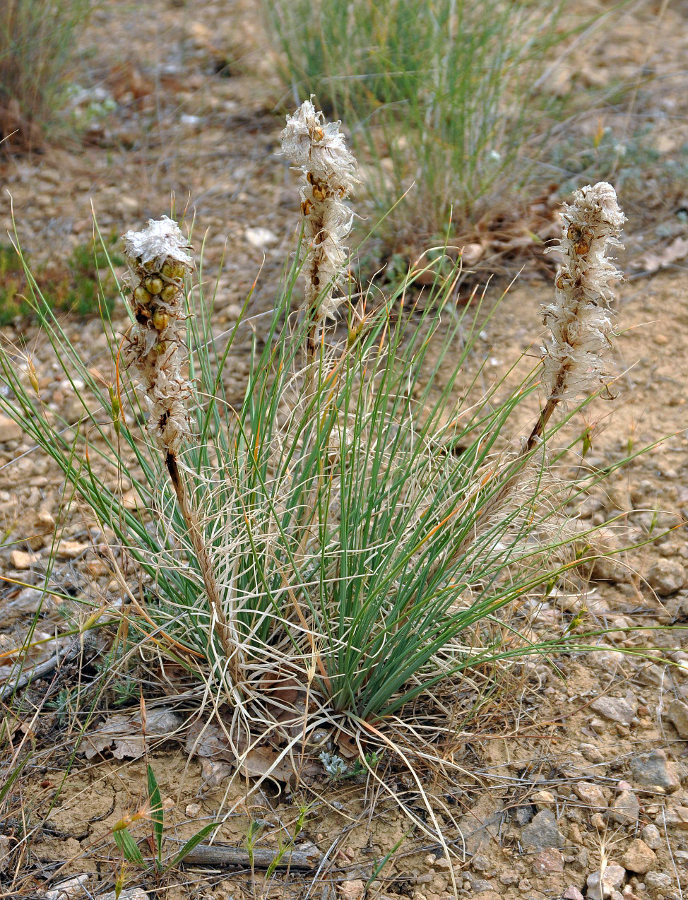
[527,182,626,450]
[280,99,358,354]
[122,216,194,453]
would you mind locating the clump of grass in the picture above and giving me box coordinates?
[264,0,576,254]
[0,0,90,150]
[0,234,121,325]
[0,104,636,844]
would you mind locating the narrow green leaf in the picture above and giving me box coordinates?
[147,764,164,859]
[165,823,219,871]
[114,828,145,866]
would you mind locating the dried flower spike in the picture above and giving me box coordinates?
[527,182,626,451]
[280,98,358,354]
[121,216,243,694]
[122,216,193,454]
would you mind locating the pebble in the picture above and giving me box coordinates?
[610,790,640,825]
[663,805,688,828]
[471,854,491,872]
[185,802,201,818]
[586,864,625,900]
[640,824,661,849]
[520,809,565,849]
[647,558,686,596]
[9,549,41,570]
[620,839,656,874]
[245,227,278,249]
[0,414,21,443]
[664,699,688,738]
[531,848,564,874]
[590,693,637,726]
[573,782,607,807]
[562,888,584,900]
[630,749,680,793]
[643,872,673,895]
[338,880,365,900]
[56,540,89,559]
[45,875,90,900]
[531,789,556,807]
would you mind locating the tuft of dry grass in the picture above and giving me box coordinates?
[0,0,90,151]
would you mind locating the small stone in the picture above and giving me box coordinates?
[663,805,688,829]
[0,414,21,443]
[46,875,90,900]
[96,890,148,900]
[586,864,625,900]
[665,699,688,738]
[531,789,556,807]
[338,880,365,900]
[620,839,656,875]
[9,549,40,570]
[610,790,640,825]
[590,693,637,726]
[521,809,565,849]
[562,888,584,900]
[245,227,278,249]
[640,824,661,849]
[574,782,607,807]
[630,749,680,793]
[532,848,564,874]
[56,541,89,559]
[647,559,686,596]
[185,803,201,818]
[644,872,673,895]
[471,854,490,873]
[581,743,606,763]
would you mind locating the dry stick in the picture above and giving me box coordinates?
[165,451,242,690]
[181,842,322,870]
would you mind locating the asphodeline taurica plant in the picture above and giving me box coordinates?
[280,98,358,356]
[122,217,243,693]
[527,182,626,451]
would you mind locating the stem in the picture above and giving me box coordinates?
[165,451,242,692]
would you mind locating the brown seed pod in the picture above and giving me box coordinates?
[152,309,171,331]
[134,286,153,305]
[144,276,164,295]
[160,284,179,302]
[161,259,186,280]
[567,223,593,256]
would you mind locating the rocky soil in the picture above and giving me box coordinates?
[1,1,687,899]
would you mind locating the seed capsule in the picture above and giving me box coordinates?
[134,286,153,305]
[161,259,185,280]
[160,283,179,302]
[152,309,171,331]
[144,276,164,294]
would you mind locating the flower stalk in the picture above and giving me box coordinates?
[280,99,358,359]
[122,217,242,692]
[526,182,626,451]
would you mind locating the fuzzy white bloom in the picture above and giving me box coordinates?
[541,182,626,404]
[281,98,357,194]
[280,99,358,330]
[122,217,194,453]
[123,215,193,271]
